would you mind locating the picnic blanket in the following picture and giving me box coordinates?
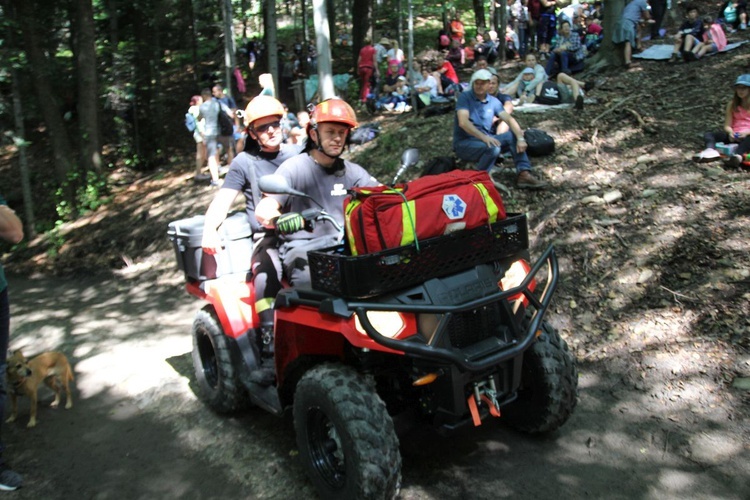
[511,98,598,114]
[633,41,747,60]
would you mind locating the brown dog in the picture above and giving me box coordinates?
[6,350,74,428]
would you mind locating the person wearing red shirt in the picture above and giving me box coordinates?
[357,38,378,103]
[434,58,459,95]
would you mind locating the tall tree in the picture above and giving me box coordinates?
[351,0,371,71]
[221,0,236,99]
[11,0,74,185]
[472,0,486,32]
[589,0,625,70]
[264,0,279,90]
[325,0,336,49]
[72,0,102,173]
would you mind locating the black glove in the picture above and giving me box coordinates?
[276,212,304,235]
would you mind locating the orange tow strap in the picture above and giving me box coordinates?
[466,394,502,427]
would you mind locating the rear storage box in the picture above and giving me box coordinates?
[168,212,253,281]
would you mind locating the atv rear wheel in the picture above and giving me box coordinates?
[192,307,249,413]
[502,320,578,433]
[293,364,401,500]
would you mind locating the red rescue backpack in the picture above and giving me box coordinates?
[344,170,506,256]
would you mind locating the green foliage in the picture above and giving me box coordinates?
[54,170,112,221]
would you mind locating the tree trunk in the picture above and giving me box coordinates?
[472,0,486,32]
[301,0,308,44]
[325,0,336,48]
[589,0,625,71]
[313,0,334,99]
[351,0,371,70]
[3,3,36,236]
[265,0,279,91]
[11,0,74,185]
[72,0,102,173]
[221,0,237,100]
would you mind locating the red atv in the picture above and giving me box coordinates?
[168,149,577,499]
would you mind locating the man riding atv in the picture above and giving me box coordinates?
[255,98,380,289]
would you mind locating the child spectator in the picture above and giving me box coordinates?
[717,0,748,31]
[611,0,651,68]
[501,53,547,101]
[445,39,465,69]
[692,16,728,59]
[670,4,705,63]
[693,74,750,166]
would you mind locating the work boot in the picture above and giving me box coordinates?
[516,171,548,190]
[249,323,276,387]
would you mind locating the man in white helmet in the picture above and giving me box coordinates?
[201,95,302,377]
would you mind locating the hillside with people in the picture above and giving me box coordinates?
[0,0,748,497]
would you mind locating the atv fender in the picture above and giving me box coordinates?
[187,280,259,339]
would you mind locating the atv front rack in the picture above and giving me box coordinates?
[284,245,558,372]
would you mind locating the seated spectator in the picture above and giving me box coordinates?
[438,28,451,50]
[545,20,586,77]
[386,40,405,73]
[375,71,410,111]
[612,0,651,67]
[474,55,489,70]
[414,65,440,106]
[692,16,728,58]
[693,73,750,165]
[584,15,604,54]
[487,68,514,134]
[501,53,547,101]
[533,73,595,110]
[718,0,748,31]
[453,69,547,189]
[434,57,460,96]
[670,4,705,63]
[445,39,465,69]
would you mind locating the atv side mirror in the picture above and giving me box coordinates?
[258,174,309,198]
[401,148,419,168]
[391,148,421,186]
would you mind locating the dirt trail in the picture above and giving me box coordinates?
[2,268,747,499]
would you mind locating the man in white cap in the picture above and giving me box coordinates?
[453,69,547,189]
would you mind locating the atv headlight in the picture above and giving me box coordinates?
[417,313,444,344]
[354,311,405,339]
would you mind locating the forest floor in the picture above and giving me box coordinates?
[0,36,749,499]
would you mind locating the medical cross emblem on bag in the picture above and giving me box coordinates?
[442,194,466,220]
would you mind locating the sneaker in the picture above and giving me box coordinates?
[395,102,406,113]
[726,154,743,168]
[692,148,721,163]
[669,53,679,64]
[403,105,413,113]
[574,95,584,111]
[684,51,697,62]
[383,103,395,111]
[194,173,211,183]
[516,171,547,190]
[0,465,22,491]
[741,23,747,30]
[584,80,595,92]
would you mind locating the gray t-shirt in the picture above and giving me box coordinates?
[270,153,380,240]
[198,99,230,137]
[621,0,650,25]
[223,144,302,232]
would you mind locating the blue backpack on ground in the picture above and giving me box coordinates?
[185,112,197,133]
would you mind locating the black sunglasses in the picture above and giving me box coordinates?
[254,120,281,133]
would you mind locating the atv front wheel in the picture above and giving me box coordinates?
[502,320,578,433]
[293,364,401,500]
[192,307,249,413]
